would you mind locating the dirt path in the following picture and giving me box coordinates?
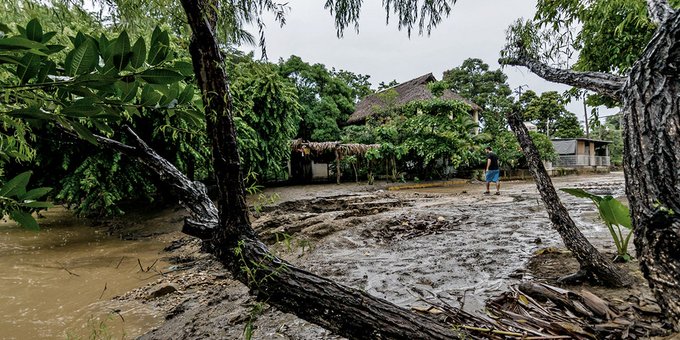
[127,172,630,339]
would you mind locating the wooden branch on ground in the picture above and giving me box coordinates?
[499,57,624,100]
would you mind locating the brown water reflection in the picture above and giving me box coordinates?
[0,207,169,339]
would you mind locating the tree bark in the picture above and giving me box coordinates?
[500,58,625,100]
[503,2,680,328]
[172,0,468,338]
[621,8,680,330]
[507,111,628,287]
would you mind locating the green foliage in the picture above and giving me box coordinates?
[561,188,633,261]
[590,114,623,165]
[278,55,371,141]
[0,19,208,217]
[552,111,584,138]
[491,130,557,169]
[0,20,196,144]
[0,171,52,230]
[230,54,301,181]
[441,58,513,137]
[534,0,680,74]
[519,90,584,138]
[343,99,479,180]
[56,153,156,216]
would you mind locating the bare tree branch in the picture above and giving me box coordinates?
[647,0,675,24]
[62,125,219,239]
[500,57,625,100]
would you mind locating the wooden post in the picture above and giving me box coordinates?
[335,148,341,184]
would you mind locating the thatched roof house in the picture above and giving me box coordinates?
[346,73,481,125]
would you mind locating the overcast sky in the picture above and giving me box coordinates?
[245,0,617,123]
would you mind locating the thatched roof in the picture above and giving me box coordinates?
[291,139,380,157]
[346,73,481,124]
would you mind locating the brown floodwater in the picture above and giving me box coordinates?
[0,207,169,339]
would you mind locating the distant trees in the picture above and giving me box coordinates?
[519,90,584,138]
[441,58,513,137]
[278,55,371,141]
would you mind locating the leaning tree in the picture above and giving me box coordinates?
[3,0,678,336]
[500,0,680,329]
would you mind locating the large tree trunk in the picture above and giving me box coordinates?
[621,9,680,330]
[507,111,628,287]
[92,127,465,339]
[169,0,467,338]
[501,1,680,329]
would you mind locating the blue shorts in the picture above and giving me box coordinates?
[486,170,500,183]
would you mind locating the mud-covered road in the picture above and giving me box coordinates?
[129,172,626,339]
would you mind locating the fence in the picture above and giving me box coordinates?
[554,155,610,167]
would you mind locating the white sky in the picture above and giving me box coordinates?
[245,0,618,124]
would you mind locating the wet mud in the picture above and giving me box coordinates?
[1,172,637,339]
[135,172,634,339]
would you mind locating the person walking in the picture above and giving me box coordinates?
[484,146,500,195]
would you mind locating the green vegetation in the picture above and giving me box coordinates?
[440,58,513,138]
[342,99,481,181]
[590,114,623,166]
[519,90,584,138]
[0,171,52,229]
[561,188,633,262]
[0,14,567,226]
[0,16,300,219]
[278,55,371,141]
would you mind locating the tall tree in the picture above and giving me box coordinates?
[278,55,370,141]
[441,58,513,137]
[172,0,466,338]
[501,0,680,328]
[519,90,584,138]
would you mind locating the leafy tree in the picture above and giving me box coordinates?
[441,58,513,137]
[342,99,479,180]
[519,90,584,138]
[491,130,556,169]
[552,112,584,138]
[591,114,624,165]
[0,15,210,217]
[501,0,680,324]
[533,0,680,74]
[229,54,301,181]
[278,55,370,141]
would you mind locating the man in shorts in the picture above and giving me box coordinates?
[484,146,500,195]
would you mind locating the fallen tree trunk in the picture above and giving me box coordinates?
[87,0,472,337]
[91,125,467,339]
[506,111,628,287]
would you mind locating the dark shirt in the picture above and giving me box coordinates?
[486,152,499,170]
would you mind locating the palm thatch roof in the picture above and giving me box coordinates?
[291,139,380,157]
[346,73,481,124]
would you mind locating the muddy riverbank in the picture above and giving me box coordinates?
[0,172,643,339]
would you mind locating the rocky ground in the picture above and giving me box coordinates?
[103,172,674,339]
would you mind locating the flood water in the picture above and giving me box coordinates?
[0,207,170,339]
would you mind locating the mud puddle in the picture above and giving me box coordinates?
[0,206,181,339]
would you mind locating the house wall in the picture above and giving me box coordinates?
[311,162,330,179]
[577,140,586,154]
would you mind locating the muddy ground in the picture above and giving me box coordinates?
[104,172,664,339]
